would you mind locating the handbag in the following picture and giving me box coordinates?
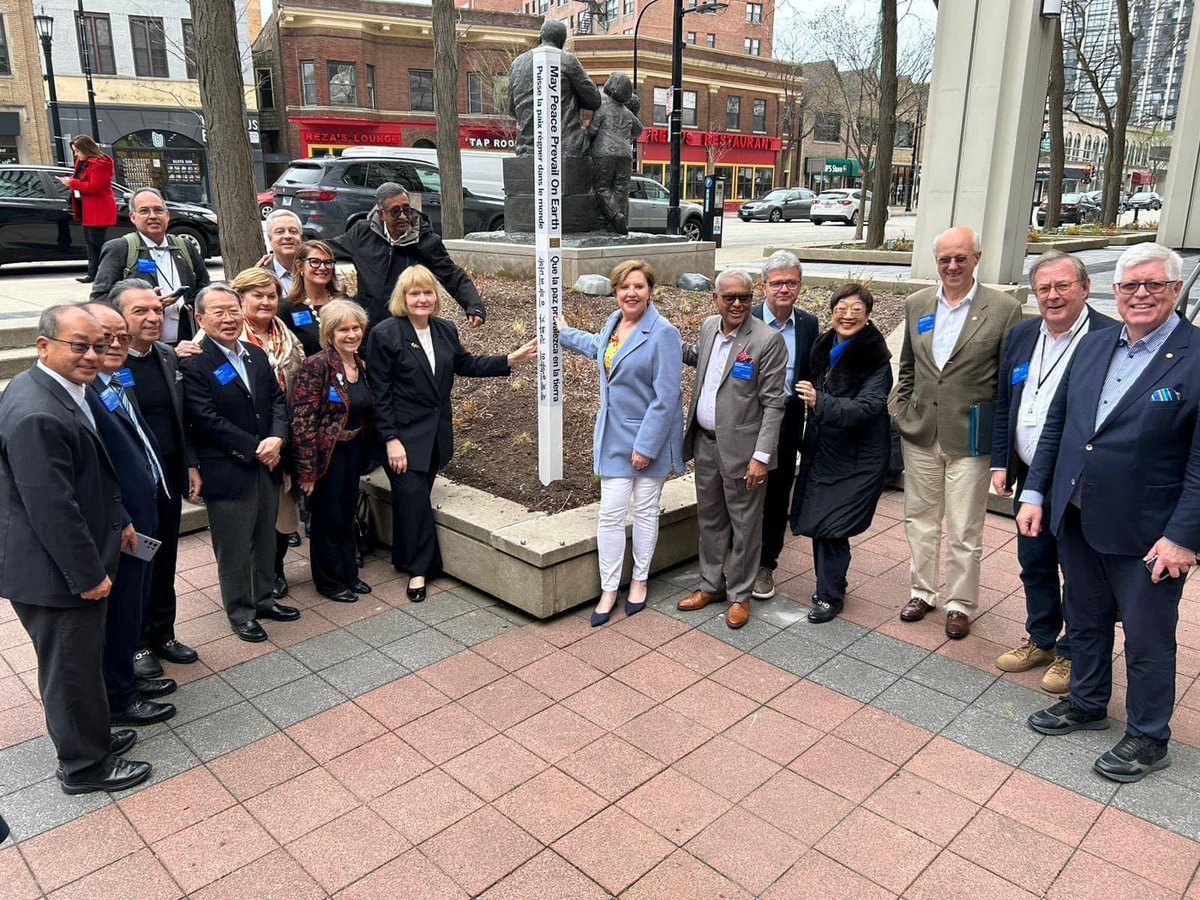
[353,489,374,567]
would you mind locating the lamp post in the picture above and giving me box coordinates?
[34,10,66,166]
[76,0,101,140]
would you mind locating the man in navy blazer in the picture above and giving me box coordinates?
[182,285,299,643]
[1017,243,1200,783]
[751,250,819,601]
[989,251,1117,694]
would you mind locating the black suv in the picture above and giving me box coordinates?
[0,165,221,267]
[272,156,506,242]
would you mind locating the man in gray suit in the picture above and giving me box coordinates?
[0,305,151,793]
[677,270,789,628]
[892,226,1023,639]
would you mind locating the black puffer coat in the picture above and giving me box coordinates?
[791,321,893,539]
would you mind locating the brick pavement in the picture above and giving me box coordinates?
[3,488,1200,897]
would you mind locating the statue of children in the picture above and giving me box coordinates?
[587,72,642,234]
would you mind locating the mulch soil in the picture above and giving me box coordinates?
[439,273,908,513]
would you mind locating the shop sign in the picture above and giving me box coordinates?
[301,129,401,146]
[639,127,781,151]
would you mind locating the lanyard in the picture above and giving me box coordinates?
[148,247,178,293]
[1034,323,1085,392]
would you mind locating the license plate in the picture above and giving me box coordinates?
[281,196,292,206]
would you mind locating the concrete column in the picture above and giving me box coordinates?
[1158,5,1200,250]
[911,1,1056,283]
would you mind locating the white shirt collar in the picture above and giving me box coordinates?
[37,361,88,406]
[139,232,170,250]
[936,277,979,310]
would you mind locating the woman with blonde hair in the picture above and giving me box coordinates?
[365,265,536,602]
[280,240,347,356]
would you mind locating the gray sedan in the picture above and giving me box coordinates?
[738,188,816,222]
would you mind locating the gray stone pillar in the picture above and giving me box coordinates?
[912,1,1056,283]
[1158,6,1200,250]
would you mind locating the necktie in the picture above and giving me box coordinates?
[115,384,170,499]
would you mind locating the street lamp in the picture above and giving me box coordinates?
[76,0,101,141]
[34,9,67,166]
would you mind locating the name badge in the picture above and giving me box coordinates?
[1020,404,1039,427]
[917,314,936,334]
[731,360,753,380]
[114,367,135,388]
[1012,362,1029,385]
[213,362,238,385]
[100,386,122,412]
[328,385,343,403]
[292,310,314,327]
[135,257,157,274]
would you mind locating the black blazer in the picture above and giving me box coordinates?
[140,340,198,477]
[990,306,1118,487]
[752,301,819,428]
[86,379,160,533]
[181,339,288,502]
[1025,316,1200,555]
[0,367,126,607]
[365,315,509,473]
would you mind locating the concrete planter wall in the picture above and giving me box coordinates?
[362,470,700,619]
[1025,232,1157,253]
[765,244,914,265]
[442,238,717,286]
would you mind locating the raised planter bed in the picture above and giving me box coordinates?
[764,243,913,266]
[1025,231,1157,253]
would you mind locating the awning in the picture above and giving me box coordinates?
[0,112,21,135]
[805,156,860,177]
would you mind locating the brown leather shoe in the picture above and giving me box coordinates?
[900,597,934,622]
[726,601,750,629]
[945,612,970,639]
[677,589,726,611]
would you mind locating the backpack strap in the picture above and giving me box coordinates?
[167,234,196,281]
[123,232,142,277]
[122,231,196,282]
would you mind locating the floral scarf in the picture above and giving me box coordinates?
[241,316,305,397]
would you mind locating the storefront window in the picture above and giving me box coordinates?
[736,166,754,199]
[113,130,208,205]
[641,163,665,184]
[713,165,733,195]
[468,72,484,114]
[684,164,706,201]
[755,168,773,196]
[0,16,9,76]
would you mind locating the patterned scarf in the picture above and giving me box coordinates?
[241,317,305,396]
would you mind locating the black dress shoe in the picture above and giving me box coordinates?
[1028,698,1110,735]
[234,620,269,642]
[322,588,358,603]
[152,639,198,664]
[111,698,176,726]
[272,575,290,600]
[60,757,152,795]
[1094,734,1171,783]
[0,812,9,843]
[75,275,94,284]
[287,531,302,547]
[406,585,427,603]
[807,598,844,624]
[136,677,177,699]
[132,649,164,679]
[111,729,137,755]
[351,579,372,595]
[259,602,301,621]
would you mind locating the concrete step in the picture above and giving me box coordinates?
[181,500,208,534]
[0,322,38,351]
[0,347,36,380]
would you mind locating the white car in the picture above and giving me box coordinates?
[809,189,882,226]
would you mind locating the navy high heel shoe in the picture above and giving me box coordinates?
[624,583,647,617]
[590,593,619,627]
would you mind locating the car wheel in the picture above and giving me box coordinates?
[169,225,208,260]
[768,208,783,223]
[488,216,505,232]
[850,210,860,226]
[259,203,273,220]
[811,218,824,226]
[681,218,702,241]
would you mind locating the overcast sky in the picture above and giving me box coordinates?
[773,0,938,64]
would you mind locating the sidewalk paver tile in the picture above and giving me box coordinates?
[618,767,730,845]
[615,704,715,764]
[205,732,316,801]
[788,616,869,652]
[664,678,761,732]
[611,650,701,702]
[862,770,979,846]
[906,652,997,703]
[816,807,939,895]
[478,849,608,900]
[285,702,387,763]
[117,765,236,843]
[904,850,1037,900]
[250,675,345,730]
[556,732,665,802]
[175,700,278,761]
[46,847,183,900]
[335,849,467,900]
[724,707,821,765]
[406,592,478,625]
[353,673,449,729]
[0,846,41,900]
[658,629,743,675]
[833,705,933,765]
[0,733,55,795]
[369,768,484,844]
[472,629,557,671]
[1019,739,1120,804]
[442,733,547,800]
[152,805,277,895]
[611,607,692,647]
[1046,851,1181,900]
[843,631,929,675]
[320,649,409,697]
[189,848,324,900]
[790,734,898,803]
[809,653,899,703]
[762,850,897,899]
[516,649,605,700]
[742,769,854,846]
[435,608,516,646]
[396,703,497,764]
[420,806,540,896]
[493,767,608,843]
[768,679,863,730]
[287,806,407,894]
[674,733,781,802]
[699,613,781,651]
[904,736,1013,804]
[686,806,805,894]
[709,653,798,703]
[622,849,753,900]
[561,675,656,730]
[18,805,143,893]
[166,675,242,726]
[417,649,506,699]
[1080,807,1200,893]
[985,770,1104,847]
[344,608,423,648]
[942,705,1044,766]
[1112,771,1200,841]
[380,629,466,670]
[872,678,969,732]
[219,652,310,699]
[287,630,372,671]
[459,673,554,730]
[506,703,605,763]
[2,776,110,841]
[553,805,674,894]
[974,679,1056,724]
[950,809,1073,895]
[325,732,432,801]
[244,767,359,843]
[563,627,651,673]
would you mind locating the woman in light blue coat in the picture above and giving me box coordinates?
[558,259,685,626]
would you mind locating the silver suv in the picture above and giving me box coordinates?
[629,176,704,240]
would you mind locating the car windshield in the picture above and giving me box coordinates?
[276,165,324,186]
[761,190,788,201]
[1132,193,1153,199]
[1062,194,1082,202]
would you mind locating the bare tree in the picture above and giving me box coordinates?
[1045,18,1066,229]
[432,0,465,238]
[191,0,261,275]
[866,0,897,248]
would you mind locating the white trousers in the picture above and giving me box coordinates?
[598,476,666,591]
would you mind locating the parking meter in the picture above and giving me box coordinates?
[702,175,725,247]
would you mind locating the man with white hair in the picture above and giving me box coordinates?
[1017,243,1197,783]
[892,226,1023,639]
[259,209,304,295]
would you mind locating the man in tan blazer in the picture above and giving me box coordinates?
[892,227,1023,638]
[677,270,789,628]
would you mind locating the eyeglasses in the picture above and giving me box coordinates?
[717,293,753,306]
[304,258,335,269]
[766,279,800,291]
[936,255,973,268]
[103,333,133,346]
[1115,279,1173,296]
[1033,280,1081,298]
[133,206,168,216]
[832,303,868,315]
[45,337,112,355]
[386,206,413,220]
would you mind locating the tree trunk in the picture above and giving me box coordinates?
[432,0,464,239]
[190,0,260,277]
[1102,0,1135,226]
[1045,19,1065,230]
[866,0,898,248]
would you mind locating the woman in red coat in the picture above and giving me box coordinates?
[59,135,117,284]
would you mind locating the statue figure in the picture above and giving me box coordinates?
[587,72,642,233]
[508,20,602,157]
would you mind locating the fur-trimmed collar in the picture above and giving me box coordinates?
[811,321,891,388]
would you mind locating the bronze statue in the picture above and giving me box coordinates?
[587,72,641,233]
[507,20,602,157]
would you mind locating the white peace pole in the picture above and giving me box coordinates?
[533,45,564,485]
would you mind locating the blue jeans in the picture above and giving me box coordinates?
[1014,495,1070,659]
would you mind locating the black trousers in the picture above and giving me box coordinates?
[310,437,366,594]
[104,552,151,712]
[142,466,183,650]
[83,225,107,278]
[761,400,802,570]
[813,537,851,604]
[387,446,443,578]
[1059,505,1181,742]
[12,600,112,777]
[1012,493,1070,658]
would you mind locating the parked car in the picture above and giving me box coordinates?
[258,188,274,219]
[0,164,221,267]
[1081,190,1128,213]
[1127,191,1163,211]
[341,146,508,200]
[1036,192,1101,226]
[628,176,704,240]
[738,188,816,222]
[271,155,506,241]
[808,189,882,226]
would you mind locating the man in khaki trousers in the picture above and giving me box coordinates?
[891,227,1023,639]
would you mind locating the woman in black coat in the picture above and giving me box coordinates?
[792,283,893,624]
[365,265,535,602]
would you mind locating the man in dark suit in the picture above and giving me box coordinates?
[110,279,203,679]
[750,250,819,601]
[83,302,178,726]
[0,305,150,793]
[1017,243,1199,783]
[181,285,299,642]
[677,270,789,628]
[990,251,1118,694]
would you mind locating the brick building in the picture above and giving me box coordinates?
[0,0,55,163]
